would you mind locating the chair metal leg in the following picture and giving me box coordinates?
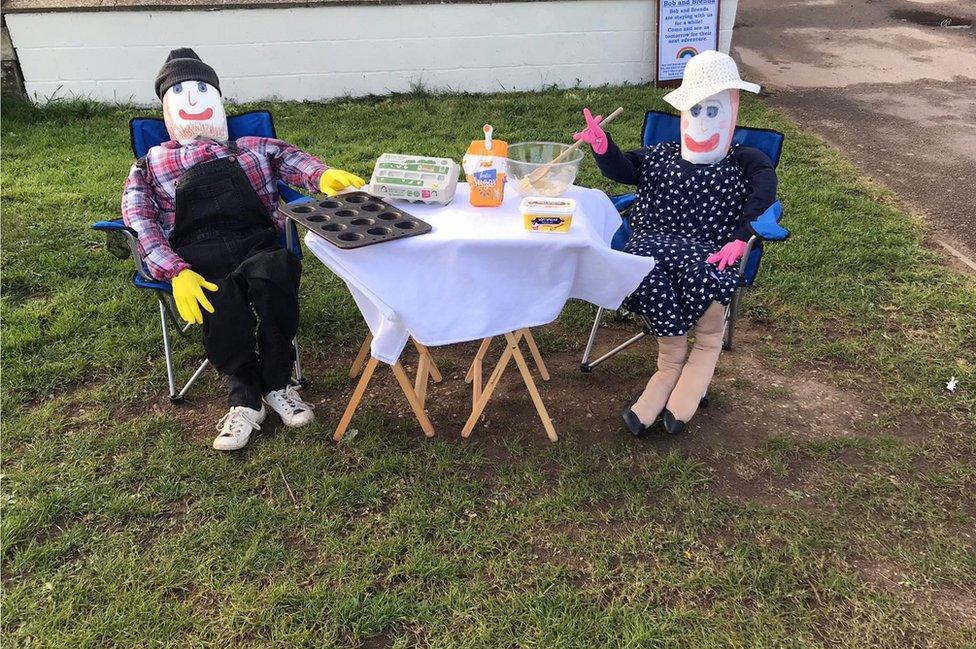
[292,337,308,388]
[158,293,309,403]
[159,299,179,400]
[159,294,213,402]
[580,307,605,372]
[156,292,191,339]
[580,307,652,372]
[725,236,757,352]
[582,330,648,372]
[724,287,745,351]
[723,303,734,351]
[177,359,210,400]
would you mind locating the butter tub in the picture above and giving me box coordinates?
[521,196,576,233]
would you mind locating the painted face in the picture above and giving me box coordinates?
[162,80,228,144]
[680,89,740,165]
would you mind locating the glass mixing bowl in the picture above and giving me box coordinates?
[506,142,583,197]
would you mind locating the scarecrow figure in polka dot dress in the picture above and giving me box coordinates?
[574,51,777,436]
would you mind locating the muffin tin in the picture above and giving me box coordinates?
[279,192,432,250]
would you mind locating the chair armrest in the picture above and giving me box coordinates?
[277,181,307,205]
[611,192,636,214]
[749,201,789,241]
[133,274,173,292]
[278,181,316,259]
[92,219,137,236]
[91,218,154,281]
[607,192,637,252]
[737,235,759,275]
[283,218,304,259]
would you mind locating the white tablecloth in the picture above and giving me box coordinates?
[305,183,655,364]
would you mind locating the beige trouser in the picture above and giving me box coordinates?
[631,334,689,425]
[630,301,726,426]
[666,301,726,423]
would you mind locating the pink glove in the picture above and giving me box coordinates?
[572,107,609,155]
[707,240,748,272]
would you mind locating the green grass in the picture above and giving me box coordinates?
[2,87,974,647]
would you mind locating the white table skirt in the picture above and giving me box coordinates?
[305,183,655,364]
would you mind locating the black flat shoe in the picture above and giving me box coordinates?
[661,409,686,436]
[620,408,650,438]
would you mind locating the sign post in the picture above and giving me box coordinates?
[656,0,721,86]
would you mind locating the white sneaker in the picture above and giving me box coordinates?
[263,385,315,428]
[213,405,266,451]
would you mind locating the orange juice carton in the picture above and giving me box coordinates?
[462,124,508,207]
[520,196,576,233]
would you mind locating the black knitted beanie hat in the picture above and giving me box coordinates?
[154,48,221,99]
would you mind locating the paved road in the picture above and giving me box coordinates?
[732,0,976,264]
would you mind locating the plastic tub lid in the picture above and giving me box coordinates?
[519,196,577,215]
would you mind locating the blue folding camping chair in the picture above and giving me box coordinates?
[92,110,311,402]
[580,110,789,373]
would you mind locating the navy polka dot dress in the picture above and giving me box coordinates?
[618,142,748,337]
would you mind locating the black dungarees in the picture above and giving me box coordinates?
[171,143,301,410]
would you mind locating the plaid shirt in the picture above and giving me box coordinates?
[122,136,328,280]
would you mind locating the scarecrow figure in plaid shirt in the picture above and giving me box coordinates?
[123,48,365,451]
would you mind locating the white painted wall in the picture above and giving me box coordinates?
[7,1,664,106]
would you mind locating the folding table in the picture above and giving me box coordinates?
[462,329,556,440]
[303,183,657,441]
[341,334,443,439]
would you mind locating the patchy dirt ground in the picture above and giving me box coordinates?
[159,316,918,484]
[32,305,976,640]
[141,314,975,634]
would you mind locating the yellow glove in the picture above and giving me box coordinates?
[319,168,366,197]
[171,269,218,325]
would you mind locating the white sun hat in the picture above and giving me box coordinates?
[662,50,761,111]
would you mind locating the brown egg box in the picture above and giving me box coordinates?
[278,191,432,250]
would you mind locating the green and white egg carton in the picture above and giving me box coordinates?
[368,153,459,204]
